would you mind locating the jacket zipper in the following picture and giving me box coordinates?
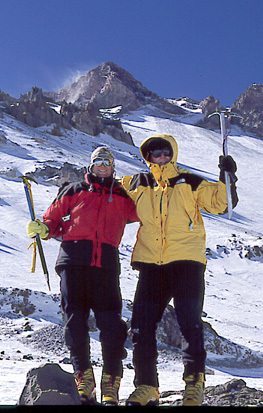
[91,188,104,266]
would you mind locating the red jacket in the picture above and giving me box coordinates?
[43,173,139,271]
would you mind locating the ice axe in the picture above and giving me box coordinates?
[208,111,241,220]
[19,175,51,291]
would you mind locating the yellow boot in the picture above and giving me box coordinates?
[183,372,205,406]
[101,373,121,406]
[126,385,159,406]
[75,368,96,405]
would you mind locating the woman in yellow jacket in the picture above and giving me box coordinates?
[122,134,238,406]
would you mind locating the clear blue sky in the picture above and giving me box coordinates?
[1,0,263,107]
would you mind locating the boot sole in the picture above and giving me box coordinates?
[102,402,118,406]
[80,395,97,405]
[126,400,159,406]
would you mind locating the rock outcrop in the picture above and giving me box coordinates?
[18,363,81,405]
[202,379,263,407]
[6,87,66,129]
[2,86,133,145]
[156,305,263,368]
[197,95,226,129]
[159,379,263,406]
[195,84,263,140]
[230,84,263,138]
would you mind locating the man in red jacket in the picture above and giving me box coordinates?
[27,147,139,406]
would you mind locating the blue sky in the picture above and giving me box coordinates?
[1,0,263,106]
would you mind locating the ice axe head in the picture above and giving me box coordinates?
[18,175,38,185]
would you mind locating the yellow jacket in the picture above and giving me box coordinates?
[122,134,238,267]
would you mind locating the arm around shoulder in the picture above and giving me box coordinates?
[121,175,133,192]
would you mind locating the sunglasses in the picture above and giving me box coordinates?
[149,148,171,158]
[93,158,113,167]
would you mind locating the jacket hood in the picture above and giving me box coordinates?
[140,134,179,184]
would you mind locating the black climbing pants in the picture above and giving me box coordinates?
[58,265,127,377]
[131,260,207,387]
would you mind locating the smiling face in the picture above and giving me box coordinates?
[90,147,115,178]
[92,158,113,178]
[92,163,113,178]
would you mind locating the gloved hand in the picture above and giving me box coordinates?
[27,219,49,239]
[219,155,237,183]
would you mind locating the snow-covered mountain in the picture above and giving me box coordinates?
[0,95,263,405]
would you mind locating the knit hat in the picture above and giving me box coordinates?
[89,146,115,172]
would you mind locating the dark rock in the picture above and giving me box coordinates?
[21,325,67,356]
[203,379,263,407]
[102,118,134,145]
[161,379,263,407]
[6,87,70,129]
[197,95,226,129]
[230,84,263,138]
[25,161,87,186]
[157,305,182,348]
[0,287,36,317]
[18,363,81,405]
[0,90,17,105]
[1,84,134,145]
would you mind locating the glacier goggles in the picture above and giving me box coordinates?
[92,157,113,167]
[149,148,171,158]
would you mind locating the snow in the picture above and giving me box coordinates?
[0,105,263,405]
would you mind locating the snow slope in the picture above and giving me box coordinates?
[0,105,263,405]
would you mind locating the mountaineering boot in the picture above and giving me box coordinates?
[125,385,159,406]
[101,373,121,406]
[183,372,205,406]
[75,368,96,405]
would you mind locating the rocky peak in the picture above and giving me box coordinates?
[232,84,263,112]
[45,61,185,115]
[19,86,48,103]
[0,90,17,105]
[5,87,65,129]
[193,85,263,140]
[230,84,263,138]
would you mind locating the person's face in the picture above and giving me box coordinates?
[149,148,172,166]
[92,158,113,178]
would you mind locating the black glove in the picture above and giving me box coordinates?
[219,155,237,183]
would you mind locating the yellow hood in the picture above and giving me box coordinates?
[140,134,179,186]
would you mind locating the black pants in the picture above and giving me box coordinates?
[131,260,206,387]
[58,265,127,377]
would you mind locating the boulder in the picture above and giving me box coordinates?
[18,363,81,405]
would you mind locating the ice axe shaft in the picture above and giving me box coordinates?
[19,176,51,291]
[219,112,232,220]
[208,112,233,219]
